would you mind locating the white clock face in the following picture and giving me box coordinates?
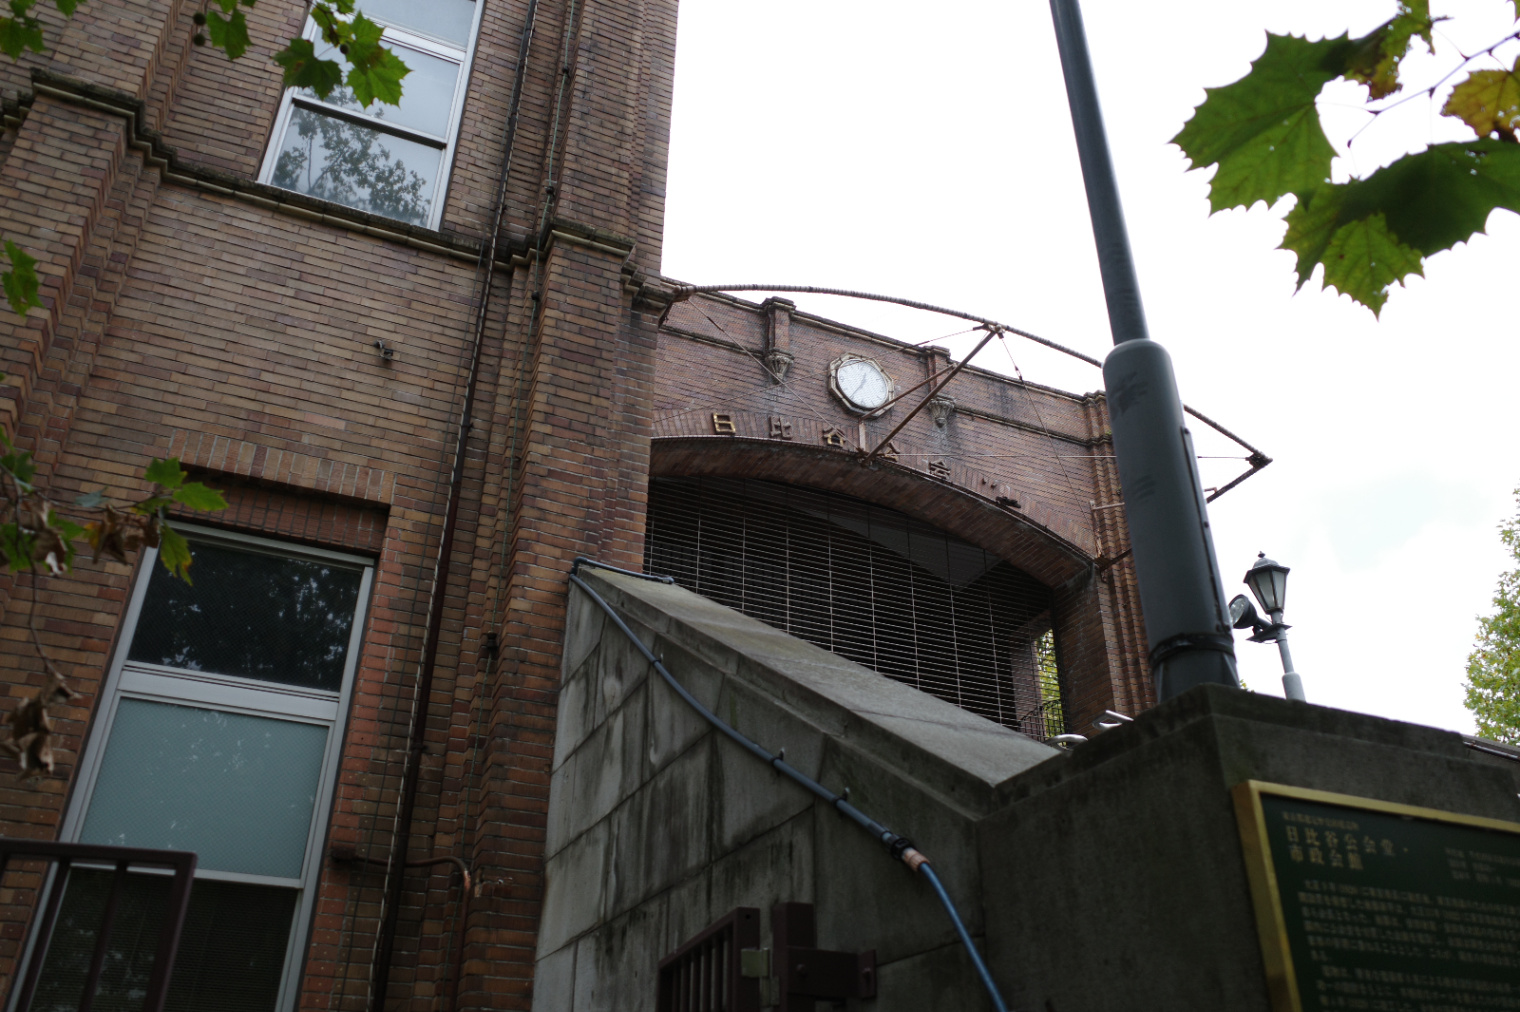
[835,359,891,411]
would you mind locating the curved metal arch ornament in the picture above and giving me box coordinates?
[658,283,1270,503]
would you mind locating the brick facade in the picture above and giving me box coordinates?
[0,1,1157,1010]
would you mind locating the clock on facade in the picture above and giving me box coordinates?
[829,356,894,415]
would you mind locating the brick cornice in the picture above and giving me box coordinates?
[19,69,506,266]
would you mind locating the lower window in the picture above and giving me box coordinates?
[41,528,373,1012]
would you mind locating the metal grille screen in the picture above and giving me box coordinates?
[644,477,1066,739]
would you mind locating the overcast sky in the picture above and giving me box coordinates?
[658,0,1520,735]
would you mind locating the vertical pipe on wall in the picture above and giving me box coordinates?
[368,0,543,1007]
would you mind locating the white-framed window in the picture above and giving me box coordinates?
[38,526,374,1012]
[259,0,483,229]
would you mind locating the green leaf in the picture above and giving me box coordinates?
[1318,213,1424,315]
[1,447,36,486]
[0,522,28,570]
[157,523,194,582]
[130,494,172,516]
[1173,33,1351,212]
[1334,140,1520,257]
[1467,487,1520,744]
[206,8,250,60]
[51,516,85,543]
[142,456,187,490]
[53,0,80,17]
[73,489,104,508]
[274,37,344,99]
[0,1,45,60]
[2,240,42,316]
[1341,2,1436,99]
[1442,60,1520,140]
[171,481,228,511]
[1279,185,1345,287]
[343,13,409,108]
[1280,141,1520,311]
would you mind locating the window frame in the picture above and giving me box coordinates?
[56,525,375,1012]
[257,1,485,230]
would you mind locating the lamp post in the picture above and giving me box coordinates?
[1228,553,1306,702]
[1048,0,1239,701]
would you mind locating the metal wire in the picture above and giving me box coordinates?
[662,284,1273,500]
[566,562,1010,1012]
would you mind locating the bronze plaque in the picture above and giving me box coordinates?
[1233,780,1520,1011]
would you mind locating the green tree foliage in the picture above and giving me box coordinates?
[0,0,411,314]
[0,407,227,776]
[1466,489,1520,745]
[1173,1,1520,315]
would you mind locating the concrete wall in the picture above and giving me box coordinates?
[537,569,1060,1011]
[544,573,1520,1012]
[981,686,1520,1012]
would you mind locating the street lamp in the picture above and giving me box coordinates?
[1228,553,1306,702]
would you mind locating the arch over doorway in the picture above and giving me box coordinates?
[650,436,1094,587]
[647,436,1132,738]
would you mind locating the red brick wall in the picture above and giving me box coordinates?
[0,0,678,1007]
[0,2,1146,1011]
[651,292,1151,729]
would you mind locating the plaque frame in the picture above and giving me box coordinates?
[1231,779,1520,1012]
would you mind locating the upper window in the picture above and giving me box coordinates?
[260,0,481,228]
[38,529,373,1012]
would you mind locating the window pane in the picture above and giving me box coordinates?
[358,0,475,46]
[128,540,363,691]
[270,106,441,225]
[80,701,328,878]
[305,42,461,138]
[35,869,295,1012]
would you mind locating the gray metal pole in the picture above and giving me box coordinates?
[1272,615,1306,701]
[1048,0,1239,700]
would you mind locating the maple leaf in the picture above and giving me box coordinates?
[1173,33,1351,212]
[206,8,250,61]
[1318,213,1424,316]
[171,481,228,511]
[1280,185,1345,288]
[343,13,409,108]
[157,524,193,582]
[274,37,344,100]
[1281,140,1520,313]
[1442,60,1520,140]
[1342,1,1437,100]
[142,456,187,490]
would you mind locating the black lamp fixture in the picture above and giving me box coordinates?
[1245,552,1289,618]
[1228,552,1305,702]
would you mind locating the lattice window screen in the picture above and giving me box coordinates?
[644,476,1067,739]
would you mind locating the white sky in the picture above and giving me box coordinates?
[659,0,1520,736]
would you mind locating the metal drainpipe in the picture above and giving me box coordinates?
[368,1,542,1007]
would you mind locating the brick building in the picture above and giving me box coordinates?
[0,0,1247,1008]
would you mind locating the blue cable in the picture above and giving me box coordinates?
[568,567,1012,1012]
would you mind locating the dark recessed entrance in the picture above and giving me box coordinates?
[643,476,1066,739]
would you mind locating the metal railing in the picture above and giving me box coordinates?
[656,906,761,1012]
[0,840,196,1012]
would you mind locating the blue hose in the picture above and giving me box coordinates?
[567,565,1012,1012]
